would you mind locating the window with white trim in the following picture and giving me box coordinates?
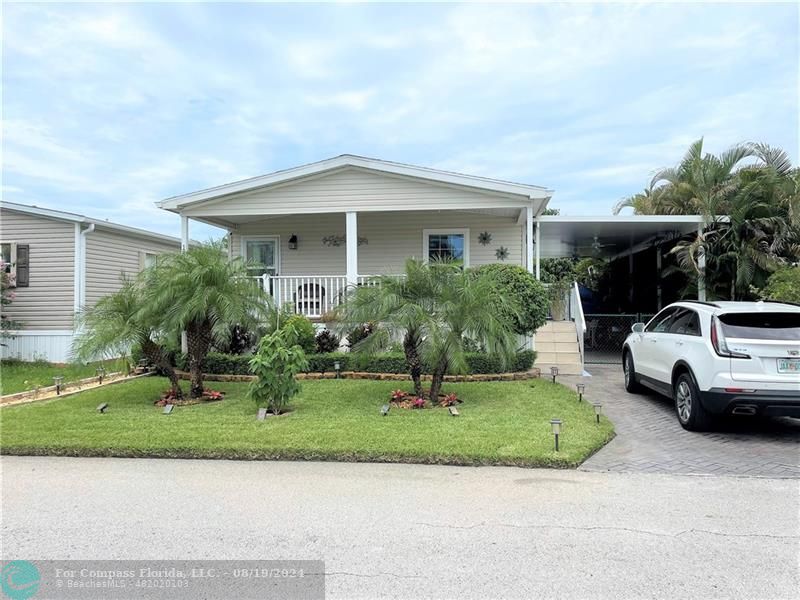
[143,252,158,269]
[423,229,469,267]
[1,242,16,286]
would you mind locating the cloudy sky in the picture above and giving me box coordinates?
[3,2,797,240]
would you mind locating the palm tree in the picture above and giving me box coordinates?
[335,259,437,397]
[422,262,519,400]
[337,259,518,400]
[147,242,271,398]
[73,278,184,399]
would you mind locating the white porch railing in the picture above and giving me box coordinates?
[252,274,398,319]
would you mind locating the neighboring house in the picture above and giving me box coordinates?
[158,154,707,374]
[0,201,182,362]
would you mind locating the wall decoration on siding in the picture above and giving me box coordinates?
[478,231,492,246]
[322,235,368,247]
[495,246,509,261]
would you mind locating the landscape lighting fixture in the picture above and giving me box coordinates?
[53,376,65,395]
[550,366,559,384]
[96,366,107,384]
[163,404,174,415]
[593,403,603,424]
[257,407,268,421]
[576,383,585,402]
[448,406,460,417]
[550,419,562,452]
[97,403,108,413]
[381,404,390,416]
[334,361,341,379]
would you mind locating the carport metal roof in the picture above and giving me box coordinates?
[536,215,708,259]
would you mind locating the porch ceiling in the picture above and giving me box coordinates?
[538,215,706,258]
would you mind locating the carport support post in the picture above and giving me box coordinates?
[697,224,706,301]
[180,214,189,353]
[346,211,358,287]
[656,248,662,310]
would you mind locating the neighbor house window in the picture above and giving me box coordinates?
[423,229,469,267]
[1,242,16,286]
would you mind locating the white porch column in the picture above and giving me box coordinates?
[180,214,190,252]
[697,225,706,301]
[346,211,358,286]
[525,206,534,274]
[534,218,541,280]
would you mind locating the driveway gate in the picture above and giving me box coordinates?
[583,313,656,364]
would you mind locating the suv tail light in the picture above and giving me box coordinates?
[710,315,750,359]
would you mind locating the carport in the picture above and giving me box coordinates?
[535,214,708,364]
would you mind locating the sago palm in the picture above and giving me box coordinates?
[147,242,271,398]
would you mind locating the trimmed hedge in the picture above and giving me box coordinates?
[177,350,536,376]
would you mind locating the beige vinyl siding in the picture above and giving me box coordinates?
[84,229,179,308]
[231,211,523,275]
[186,167,532,218]
[0,208,76,330]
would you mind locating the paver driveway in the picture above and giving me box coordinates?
[563,365,800,477]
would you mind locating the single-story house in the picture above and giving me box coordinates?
[158,155,708,374]
[0,201,182,362]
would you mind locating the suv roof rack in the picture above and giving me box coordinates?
[681,300,721,308]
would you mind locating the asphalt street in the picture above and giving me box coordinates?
[1,457,798,599]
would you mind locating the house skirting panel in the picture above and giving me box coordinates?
[1,330,74,363]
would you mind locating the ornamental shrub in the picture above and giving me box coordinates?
[281,314,316,353]
[248,324,309,414]
[761,266,800,304]
[473,264,548,335]
[315,328,341,353]
[184,349,536,375]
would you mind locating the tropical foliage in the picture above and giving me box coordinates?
[614,138,800,299]
[336,259,519,399]
[147,242,271,397]
[473,264,548,335]
[760,266,800,304]
[248,324,309,414]
[74,278,184,399]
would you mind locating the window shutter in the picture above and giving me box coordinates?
[16,244,29,287]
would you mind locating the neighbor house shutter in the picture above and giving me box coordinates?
[16,244,29,287]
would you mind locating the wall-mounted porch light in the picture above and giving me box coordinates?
[288,234,298,250]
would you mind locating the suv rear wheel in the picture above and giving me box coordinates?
[674,372,712,431]
[623,351,644,393]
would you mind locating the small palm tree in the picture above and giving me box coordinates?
[336,259,436,397]
[148,242,271,398]
[73,278,184,399]
[422,262,519,400]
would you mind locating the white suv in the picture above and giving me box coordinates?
[622,301,800,431]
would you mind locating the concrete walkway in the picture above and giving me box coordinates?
[563,365,800,477]
[2,456,798,599]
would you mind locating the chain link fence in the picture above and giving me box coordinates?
[583,313,656,364]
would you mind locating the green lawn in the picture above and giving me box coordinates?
[0,377,614,468]
[0,359,127,396]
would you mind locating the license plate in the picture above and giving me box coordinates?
[778,358,800,373]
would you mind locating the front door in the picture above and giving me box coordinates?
[243,237,279,277]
